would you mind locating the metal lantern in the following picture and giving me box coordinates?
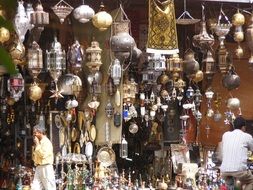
[148,54,166,71]
[192,5,214,53]
[57,73,82,96]
[26,3,34,31]
[7,73,24,102]
[183,49,199,77]
[92,2,112,31]
[194,89,202,108]
[106,76,115,96]
[120,135,128,159]
[14,1,30,42]
[86,40,102,72]
[202,50,215,80]
[46,36,66,99]
[105,100,114,118]
[27,41,43,80]
[167,53,183,79]
[67,40,84,74]
[186,86,194,99]
[73,2,95,23]
[52,0,73,24]
[111,59,122,86]
[29,83,42,102]
[110,4,135,60]
[31,2,49,26]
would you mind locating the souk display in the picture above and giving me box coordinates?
[0,0,253,189]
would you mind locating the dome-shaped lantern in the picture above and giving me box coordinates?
[92,2,112,31]
[73,1,95,23]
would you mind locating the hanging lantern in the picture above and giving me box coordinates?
[232,10,245,27]
[86,40,102,72]
[46,36,66,99]
[7,73,24,102]
[29,83,43,102]
[148,54,166,71]
[0,27,10,44]
[58,73,82,96]
[14,1,30,42]
[105,100,114,118]
[9,40,26,66]
[52,0,73,24]
[194,88,202,108]
[192,5,214,53]
[31,2,49,26]
[67,40,84,74]
[26,3,34,31]
[167,53,183,80]
[92,2,112,31]
[110,4,135,60]
[111,59,122,86]
[186,86,194,99]
[27,41,43,81]
[120,135,128,159]
[183,49,199,77]
[73,1,95,23]
[222,66,240,91]
[202,50,215,80]
[106,76,115,96]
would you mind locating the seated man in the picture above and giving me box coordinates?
[220,116,253,190]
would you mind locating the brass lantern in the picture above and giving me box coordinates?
[86,40,102,72]
[46,36,66,99]
[7,73,25,102]
[27,41,43,81]
[92,2,112,31]
[167,53,183,78]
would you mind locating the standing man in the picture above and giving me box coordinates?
[220,116,253,190]
[31,124,56,190]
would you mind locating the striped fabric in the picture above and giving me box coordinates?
[220,129,253,172]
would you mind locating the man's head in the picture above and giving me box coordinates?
[33,124,46,140]
[233,116,246,131]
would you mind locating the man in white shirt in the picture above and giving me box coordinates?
[31,124,56,190]
[220,116,253,190]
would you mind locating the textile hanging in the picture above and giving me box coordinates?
[146,0,179,54]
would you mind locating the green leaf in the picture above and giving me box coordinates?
[0,16,14,31]
[0,47,17,75]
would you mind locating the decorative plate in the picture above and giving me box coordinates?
[54,114,62,128]
[71,127,77,142]
[97,146,116,167]
[89,124,97,142]
[73,142,81,154]
[59,127,66,147]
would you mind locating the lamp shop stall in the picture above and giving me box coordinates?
[0,0,253,189]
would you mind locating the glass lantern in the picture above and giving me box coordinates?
[111,59,121,86]
[7,73,24,102]
[148,54,166,71]
[27,41,43,81]
[105,100,114,118]
[86,40,102,72]
[14,1,30,42]
[120,135,128,159]
[46,36,66,99]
